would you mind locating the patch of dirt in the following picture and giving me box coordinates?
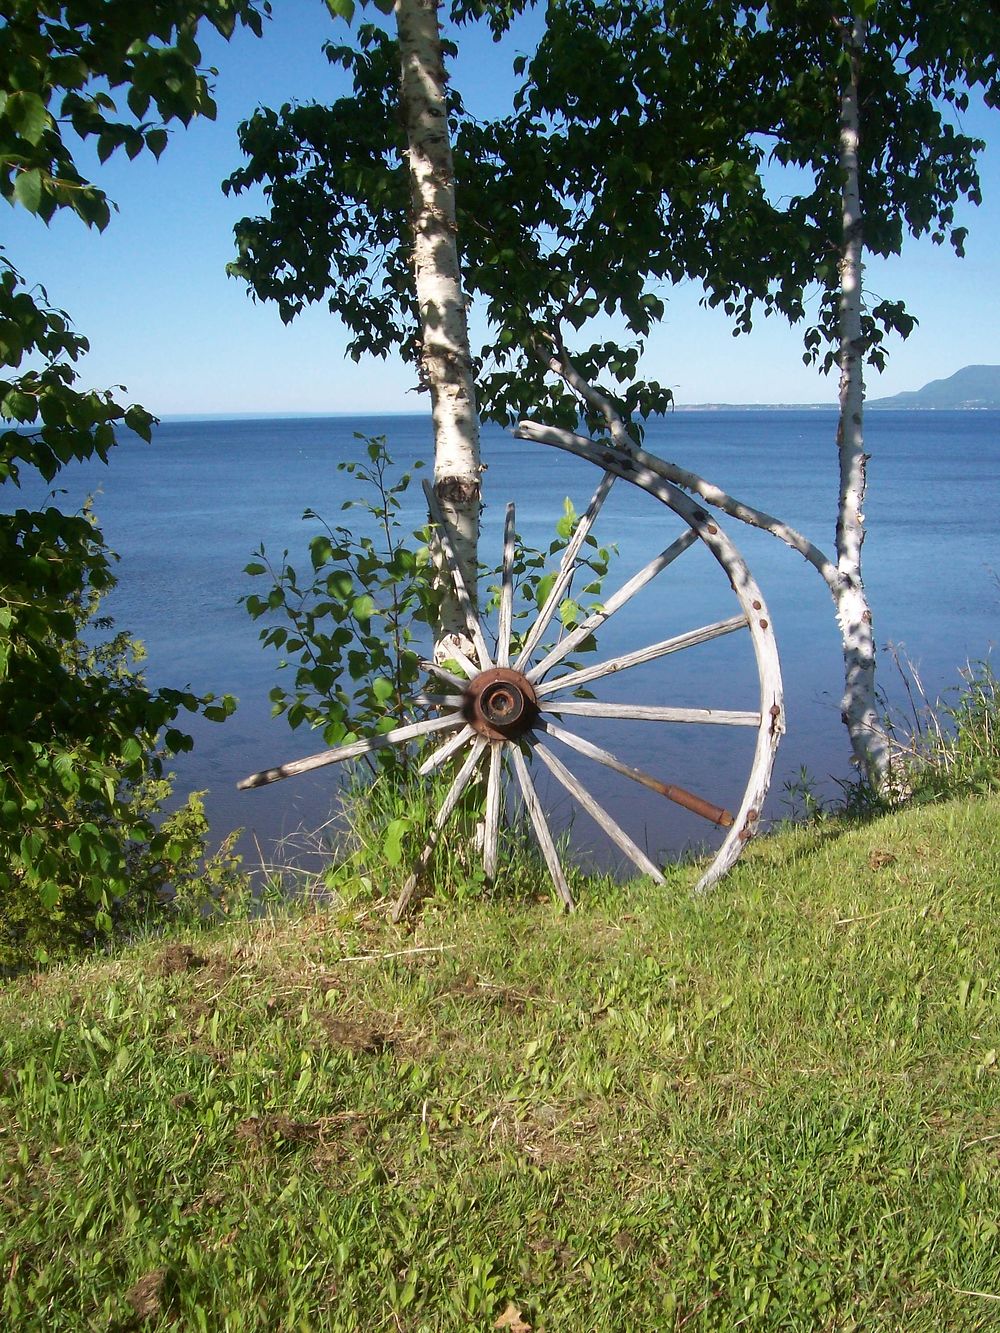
[315,974,345,997]
[156,944,206,976]
[235,1111,372,1164]
[124,1267,167,1321]
[156,947,236,987]
[203,957,237,985]
[485,1103,595,1169]
[528,1234,575,1266]
[319,1015,395,1054]
[182,1186,226,1216]
[235,1113,320,1148]
[868,849,898,870]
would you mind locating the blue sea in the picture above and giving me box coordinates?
[11,410,1000,873]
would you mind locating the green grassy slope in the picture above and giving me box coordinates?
[2,795,998,1331]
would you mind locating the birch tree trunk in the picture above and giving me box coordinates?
[834,12,891,788]
[395,0,481,660]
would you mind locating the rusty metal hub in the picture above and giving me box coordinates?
[462,667,540,741]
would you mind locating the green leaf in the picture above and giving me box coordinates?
[145,128,169,159]
[5,91,49,146]
[535,573,557,609]
[383,818,410,867]
[39,882,60,910]
[13,170,43,214]
[371,676,395,703]
[556,497,578,540]
[310,536,334,569]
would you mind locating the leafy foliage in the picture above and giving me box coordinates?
[244,437,439,764]
[243,435,613,891]
[1,1,267,937]
[0,545,241,969]
[0,260,234,959]
[243,435,613,766]
[0,0,270,226]
[226,0,1000,422]
[885,656,1000,802]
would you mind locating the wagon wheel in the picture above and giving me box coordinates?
[239,439,784,921]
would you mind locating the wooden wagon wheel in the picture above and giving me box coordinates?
[239,434,784,920]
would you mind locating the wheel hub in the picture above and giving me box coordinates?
[463,667,539,740]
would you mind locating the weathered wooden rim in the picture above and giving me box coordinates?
[526,435,785,893]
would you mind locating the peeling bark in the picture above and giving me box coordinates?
[835,14,890,787]
[395,0,481,659]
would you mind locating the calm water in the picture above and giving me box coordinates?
[11,410,1000,872]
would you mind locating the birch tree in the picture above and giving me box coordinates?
[487,0,1000,787]
[229,0,485,658]
[394,0,481,657]
[834,11,887,779]
[226,0,1000,784]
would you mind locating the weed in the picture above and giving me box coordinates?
[882,649,1000,801]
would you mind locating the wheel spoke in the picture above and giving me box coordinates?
[421,659,466,688]
[536,615,749,698]
[542,700,760,726]
[537,718,735,827]
[423,479,493,669]
[238,713,464,789]
[483,741,503,883]
[508,744,575,911]
[392,737,488,921]
[526,528,698,684]
[514,472,615,670]
[531,739,665,883]
[497,503,516,668]
[418,724,476,777]
[414,693,466,708]
[439,643,482,681]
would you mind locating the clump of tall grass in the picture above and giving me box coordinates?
[883,651,1000,801]
[318,763,586,913]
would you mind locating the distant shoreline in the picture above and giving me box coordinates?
[157,403,998,424]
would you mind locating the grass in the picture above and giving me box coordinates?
[1,792,998,1331]
[885,657,1000,803]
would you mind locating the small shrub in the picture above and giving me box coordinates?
[883,653,1000,802]
[244,435,615,898]
[0,545,239,971]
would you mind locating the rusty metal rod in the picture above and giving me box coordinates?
[538,718,734,827]
[656,783,734,828]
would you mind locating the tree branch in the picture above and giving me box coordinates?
[516,343,842,594]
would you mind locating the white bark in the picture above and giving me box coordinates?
[835,13,891,787]
[395,0,481,657]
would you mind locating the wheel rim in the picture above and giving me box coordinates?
[239,446,784,918]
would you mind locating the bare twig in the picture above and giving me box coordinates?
[336,944,457,964]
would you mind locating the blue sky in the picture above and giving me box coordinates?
[5,4,999,416]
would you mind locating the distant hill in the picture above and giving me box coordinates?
[868,364,1000,410]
